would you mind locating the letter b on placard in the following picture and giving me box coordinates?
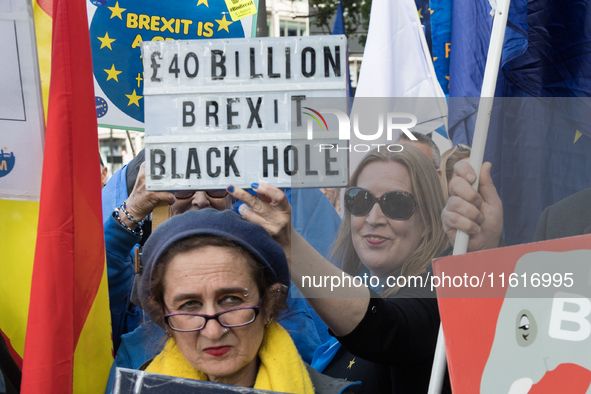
[549,293,591,341]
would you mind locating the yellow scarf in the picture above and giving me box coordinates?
[146,321,315,393]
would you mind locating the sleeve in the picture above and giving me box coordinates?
[334,288,440,367]
[276,295,322,364]
[104,212,142,352]
[532,205,550,242]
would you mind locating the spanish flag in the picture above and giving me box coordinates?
[16,0,113,392]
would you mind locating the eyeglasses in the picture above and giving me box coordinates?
[344,187,418,220]
[456,143,471,152]
[173,190,229,199]
[164,298,263,332]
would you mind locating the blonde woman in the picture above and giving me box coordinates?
[229,145,451,393]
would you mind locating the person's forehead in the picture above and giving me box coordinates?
[163,246,255,290]
[357,161,412,193]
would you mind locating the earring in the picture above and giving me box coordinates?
[265,315,273,327]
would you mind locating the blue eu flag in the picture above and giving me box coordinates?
[448,0,591,245]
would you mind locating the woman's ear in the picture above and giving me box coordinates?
[421,226,429,239]
[264,283,287,324]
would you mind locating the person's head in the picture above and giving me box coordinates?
[127,152,233,215]
[440,144,471,200]
[100,155,108,188]
[138,209,289,386]
[397,131,442,178]
[169,189,233,215]
[333,145,448,296]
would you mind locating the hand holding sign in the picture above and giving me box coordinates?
[228,183,292,262]
[125,163,175,224]
[441,161,503,252]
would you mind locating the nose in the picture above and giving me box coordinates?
[365,201,387,225]
[199,317,228,340]
[191,191,211,209]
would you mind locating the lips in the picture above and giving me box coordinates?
[363,234,388,245]
[203,346,231,357]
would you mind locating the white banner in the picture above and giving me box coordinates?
[0,0,45,201]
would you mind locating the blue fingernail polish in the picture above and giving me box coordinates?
[227,185,235,193]
[251,183,259,189]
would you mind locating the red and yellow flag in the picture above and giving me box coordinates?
[19,0,113,392]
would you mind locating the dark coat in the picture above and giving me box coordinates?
[532,188,591,242]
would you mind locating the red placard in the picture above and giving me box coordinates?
[435,234,591,393]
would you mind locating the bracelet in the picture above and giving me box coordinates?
[121,200,145,227]
[113,207,143,236]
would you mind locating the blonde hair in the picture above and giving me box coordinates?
[331,145,449,297]
[440,145,471,200]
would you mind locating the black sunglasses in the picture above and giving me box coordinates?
[173,190,228,199]
[344,187,418,220]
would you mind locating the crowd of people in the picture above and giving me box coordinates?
[24,129,583,394]
[1,127,584,394]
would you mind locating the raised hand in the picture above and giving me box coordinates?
[124,162,175,225]
[226,183,292,254]
[441,161,503,252]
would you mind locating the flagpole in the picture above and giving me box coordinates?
[427,0,511,392]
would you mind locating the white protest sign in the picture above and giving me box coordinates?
[87,1,256,130]
[0,0,45,200]
[142,35,348,190]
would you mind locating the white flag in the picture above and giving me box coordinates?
[351,0,450,171]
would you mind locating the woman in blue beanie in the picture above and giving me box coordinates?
[135,209,356,393]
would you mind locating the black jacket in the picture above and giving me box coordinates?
[333,272,451,394]
[532,188,591,242]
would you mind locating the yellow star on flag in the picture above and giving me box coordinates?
[125,90,143,107]
[104,64,122,82]
[347,358,356,369]
[575,130,583,143]
[98,32,116,50]
[108,1,126,20]
[418,8,423,18]
[197,0,209,6]
[216,15,233,32]
[430,8,434,14]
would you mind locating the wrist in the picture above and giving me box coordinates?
[113,207,143,236]
[118,207,138,230]
[121,200,146,226]
[123,199,146,223]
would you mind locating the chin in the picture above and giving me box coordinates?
[362,260,399,278]
[200,361,240,380]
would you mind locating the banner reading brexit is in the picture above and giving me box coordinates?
[88,0,256,130]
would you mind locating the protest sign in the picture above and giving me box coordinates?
[88,0,256,130]
[0,0,45,200]
[142,35,349,190]
[434,234,591,393]
[114,368,287,394]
